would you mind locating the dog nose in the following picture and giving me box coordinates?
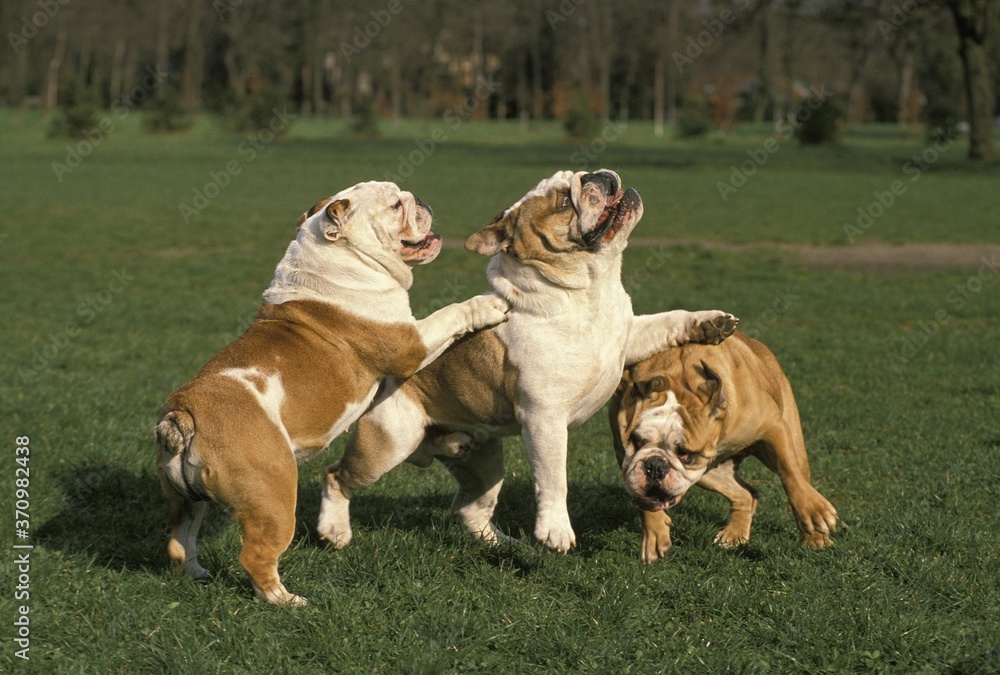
[644,456,669,483]
[580,170,620,197]
[414,196,433,217]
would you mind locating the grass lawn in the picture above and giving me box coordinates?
[1,111,998,673]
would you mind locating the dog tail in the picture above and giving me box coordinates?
[155,410,208,501]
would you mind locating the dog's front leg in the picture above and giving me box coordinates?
[625,310,738,366]
[521,416,576,553]
[414,294,509,371]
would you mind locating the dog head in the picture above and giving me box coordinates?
[464,169,643,290]
[610,351,728,512]
[294,181,441,285]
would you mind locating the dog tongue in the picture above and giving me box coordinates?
[598,189,625,223]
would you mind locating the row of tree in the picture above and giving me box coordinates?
[2,0,997,158]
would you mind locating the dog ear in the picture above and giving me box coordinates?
[322,199,351,241]
[296,196,335,230]
[695,360,727,417]
[465,212,513,256]
[633,375,668,399]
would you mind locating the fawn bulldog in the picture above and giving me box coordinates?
[317,170,738,553]
[609,331,838,563]
[155,181,508,606]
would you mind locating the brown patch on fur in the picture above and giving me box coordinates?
[295,196,335,229]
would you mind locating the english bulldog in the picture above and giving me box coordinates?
[155,181,509,605]
[316,170,738,553]
[609,331,838,563]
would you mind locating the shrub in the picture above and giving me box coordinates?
[350,96,381,139]
[563,92,601,142]
[794,96,842,146]
[144,86,192,133]
[676,100,713,138]
[225,87,292,137]
[47,80,99,139]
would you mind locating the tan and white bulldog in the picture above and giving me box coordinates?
[155,181,508,605]
[609,331,838,563]
[317,170,738,553]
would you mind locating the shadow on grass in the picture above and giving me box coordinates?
[35,462,173,573]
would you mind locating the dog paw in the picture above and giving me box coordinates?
[713,527,749,549]
[795,492,838,550]
[640,511,672,564]
[534,512,576,553]
[691,311,739,345]
[467,293,510,331]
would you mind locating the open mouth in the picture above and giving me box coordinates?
[632,491,683,512]
[401,232,442,263]
[582,187,637,248]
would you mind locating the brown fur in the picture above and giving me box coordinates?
[609,331,837,562]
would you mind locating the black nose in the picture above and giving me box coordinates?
[414,196,433,216]
[644,456,669,483]
[580,171,620,197]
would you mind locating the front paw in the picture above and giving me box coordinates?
[466,293,510,331]
[641,510,672,564]
[689,311,738,345]
[794,490,838,550]
[534,510,576,553]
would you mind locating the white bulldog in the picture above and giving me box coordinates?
[155,181,508,606]
[317,170,737,553]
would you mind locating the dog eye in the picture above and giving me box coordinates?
[557,192,571,209]
[676,448,694,465]
[391,200,402,211]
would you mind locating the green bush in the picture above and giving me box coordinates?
[225,87,292,137]
[676,99,713,138]
[144,86,192,133]
[563,92,601,142]
[924,104,960,144]
[794,96,842,146]
[47,80,100,139]
[350,95,381,139]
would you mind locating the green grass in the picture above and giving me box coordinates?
[1,113,999,673]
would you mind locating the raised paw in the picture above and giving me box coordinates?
[691,311,739,345]
[466,293,510,331]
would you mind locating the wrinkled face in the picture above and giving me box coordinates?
[612,358,727,511]
[295,181,441,266]
[464,169,643,269]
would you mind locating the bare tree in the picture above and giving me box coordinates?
[945,0,997,160]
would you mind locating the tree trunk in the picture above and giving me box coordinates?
[948,0,997,160]
[897,45,914,130]
[753,8,772,125]
[181,0,204,109]
[45,29,68,112]
[156,0,171,96]
[653,55,665,138]
[666,0,680,126]
[530,26,544,119]
[110,38,127,105]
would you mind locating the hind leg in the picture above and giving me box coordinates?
[157,459,212,580]
[229,467,305,606]
[317,394,426,548]
[439,437,512,545]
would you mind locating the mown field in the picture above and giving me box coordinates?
[1,110,998,673]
